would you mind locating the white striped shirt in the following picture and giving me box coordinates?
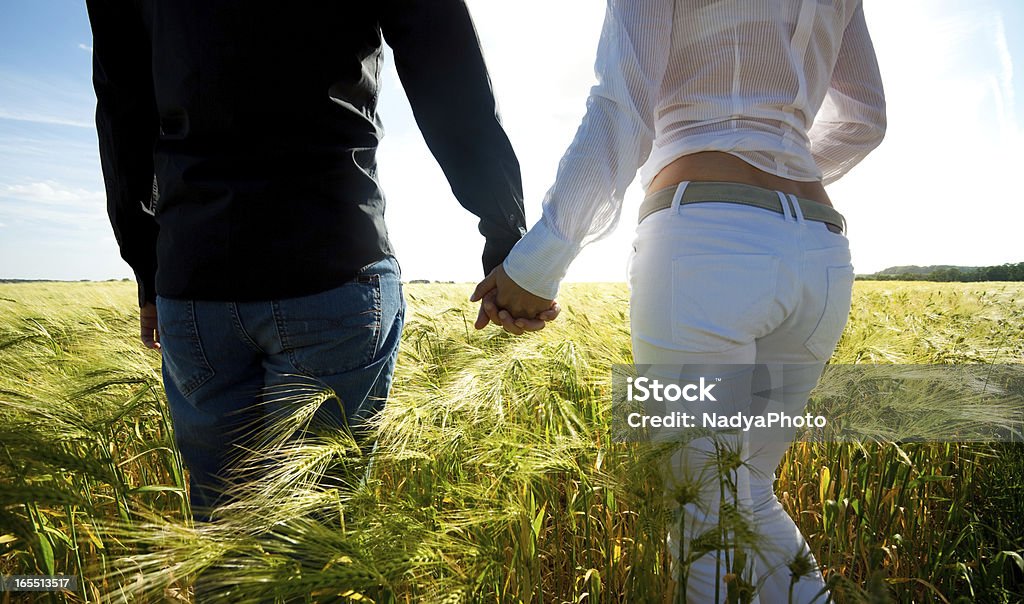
[504,0,886,299]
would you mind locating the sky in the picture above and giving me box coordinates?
[0,0,1021,286]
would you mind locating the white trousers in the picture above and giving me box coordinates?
[628,182,854,603]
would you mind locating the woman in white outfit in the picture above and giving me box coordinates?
[473,0,885,601]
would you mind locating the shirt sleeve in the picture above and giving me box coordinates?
[502,0,672,299]
[86,0,160,306]
[808,2,887,186]
[380,0,526,275]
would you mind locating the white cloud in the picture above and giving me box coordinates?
[0,110,93,129]
[78,43,93,53]
[2,181,104,206]
[0,69,96,130]
[992,14,1017,136]
[0,181,106,229]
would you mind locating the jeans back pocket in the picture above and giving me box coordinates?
[273,276,383,378]
[671,253,780,352]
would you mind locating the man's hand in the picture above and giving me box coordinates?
[470,265,560,335]
[140,302,161,351]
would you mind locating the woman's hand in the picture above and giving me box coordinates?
[471,265,560,335]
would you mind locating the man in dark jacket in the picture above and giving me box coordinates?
[87,0,555,521]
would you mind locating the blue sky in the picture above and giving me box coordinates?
[0,0,1021,284]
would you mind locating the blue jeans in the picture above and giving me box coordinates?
[156,257,404,519]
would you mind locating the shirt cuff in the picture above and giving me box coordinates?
[135,268,157,307]
[502,218,580,300]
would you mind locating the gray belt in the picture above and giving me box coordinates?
[638,181,846,234]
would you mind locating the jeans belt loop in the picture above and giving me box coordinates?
[670,181,690,213]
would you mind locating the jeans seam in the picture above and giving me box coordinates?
[357,255,394,276]
[181,300,215,395]
[228,303,263,354]
[358,259,388,358]
[272,300,317,377]
[371,274,382,356]
[803,263,853,360]
[278,312,310,375]
[270,300,291,357]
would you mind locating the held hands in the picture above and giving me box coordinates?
[470,265,560,335]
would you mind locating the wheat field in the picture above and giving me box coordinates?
[1,281,1022,603]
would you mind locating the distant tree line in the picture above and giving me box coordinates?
[0,278,133,283]
[858,262,1024,282]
